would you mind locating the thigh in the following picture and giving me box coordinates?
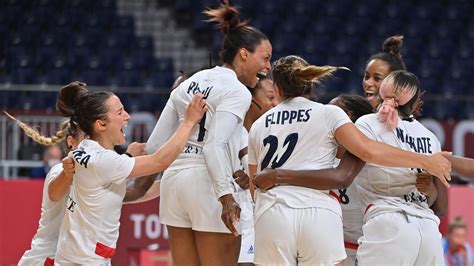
[254,202,297,265]
[166,226,199,266]
[298,208,346,266]
[194,231,241,266]
[414,218,444,266]
[357,212,419,266]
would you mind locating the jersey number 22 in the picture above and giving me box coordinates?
[261,133,298,170]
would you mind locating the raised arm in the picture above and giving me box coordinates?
[48,157,75,202]
[334,123,451,186]
[253,152,366,191]
[128,93,207,178]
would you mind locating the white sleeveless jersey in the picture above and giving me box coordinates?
[248,97,352,220]
[153,66,251,171]
[18,163,67,265]
[354,114,441,223]
[56,139,135,264]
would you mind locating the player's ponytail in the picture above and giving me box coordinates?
[204,0,268,65]
[4,111,66,146]
[272,55,348,99]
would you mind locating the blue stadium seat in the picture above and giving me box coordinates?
[118,69,141,87]
[12,68,35,84]
[82,69,107,86]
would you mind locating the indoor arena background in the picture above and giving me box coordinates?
[0,0,473,265]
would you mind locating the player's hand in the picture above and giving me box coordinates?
[184,93,208,125]
[219,194,240,237]
[254,168,278,190]
[233,170,249,189]
[62,157,75,179]
[126,142,146,157]
[415,172,433,195]
[424,151,451,187]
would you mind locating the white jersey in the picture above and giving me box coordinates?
[248,97,352,220]
[147,66,251,172]
[332,158,364,252]
[18,164,67,265]
[55,139,135,264]
[354,114,441,223]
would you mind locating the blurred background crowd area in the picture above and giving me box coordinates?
[0,0,473,181]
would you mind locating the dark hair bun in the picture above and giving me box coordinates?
[382,35,404,56]
[204,1,246,34]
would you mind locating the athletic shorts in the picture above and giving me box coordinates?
[254,202,346,265]
[357,212,444,266]
[342,253,356,266]
[238,190,255,263]
[159,166,241,234]
[238,225,255,263]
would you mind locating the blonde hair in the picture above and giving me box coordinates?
[377,71,421,129]
[449,216,467,233]
[272,55,348,99]
[4,111,68,146]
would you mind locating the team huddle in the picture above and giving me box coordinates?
[10,1,474,266]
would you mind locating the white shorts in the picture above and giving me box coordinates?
[159,166,241,234]
[238,190,255,263]
[238,225,255,263]
[342,253,356,266]
[357,212,444,266]
[254,202,346,265]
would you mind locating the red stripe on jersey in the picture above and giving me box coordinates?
[95,242,116,259]
[344,241,359,250]
[329,190,341,203]
[44,257,54,266]
[364,204,374,214]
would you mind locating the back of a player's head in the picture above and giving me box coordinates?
[204,0,268,65]
[56,81,114,138]
[332,94,373,122]
[377,70,424,129]
[367,35,406,72]
[271,55,343,99]
[379,70,421,117]
[170,70,200,91]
